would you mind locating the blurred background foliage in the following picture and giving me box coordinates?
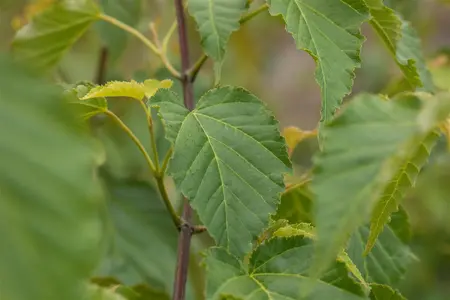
[1,0,450,299]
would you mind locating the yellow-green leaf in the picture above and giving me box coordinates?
[283,126,317,156]
[82,80,173,101]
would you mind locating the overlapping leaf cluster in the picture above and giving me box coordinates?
[5,0,450,300]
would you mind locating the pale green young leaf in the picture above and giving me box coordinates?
[0,56,104,300]
[12,0,100,73]
[365,0,434,92]
[81,80,173,101]
[205,237,367,300]
[266,0,369,124]
[188,0,247,81]
[273,223,315,239]
[64,81,108,119]
[151,86,291,258]
[312,92,450,277]
[369,284,406,300]
[85,285,127,300]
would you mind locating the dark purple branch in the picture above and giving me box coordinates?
[172,0,196,299]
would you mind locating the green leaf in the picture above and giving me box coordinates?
[369,284,406,300]
[188,0,247,80]
[365,0,434,92]
[151,86,291,258]
[95,174,179,297]
[366,130,438,253]
[273,224,369,291]
[205,237,367,300]
[0,56,104,300]
[311,92,450,276]
[96,0,142,61]
[347,221,415,286]
[387,205,411,243]
[82,80,173,101]
[12,0,100,73]
[274,183,314,224]
[266,0,369,124]
[85,285,127,300]
[64,81,108,119]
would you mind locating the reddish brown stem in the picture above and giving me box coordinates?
[95,47,108,84]
[172,0,196,299]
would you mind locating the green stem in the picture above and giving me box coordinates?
[155,174,182,230]
[99,14,181,79]
[105,105,181,230]
[99,14,159,54]
[240,3,269,24]
[103,110,157,175]
[160,147,173,175]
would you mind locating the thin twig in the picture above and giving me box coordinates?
[99,14,181,79]
[103,110,156,175]
[105,106,181,230]
[95,47,108,84]
[155,174,182,229]
[189,54,208,83]
[160,147,173,175]
[99,14,159,54]
[240,3,269,25]
[187,3,269,81]
[149,22,182,79]
[172,0,196,298]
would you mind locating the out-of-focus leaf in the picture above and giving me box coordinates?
[204,237,367,300]
[64,81,108,120]
[388,205,411,244]
[96,0,142,61]
[90,279,170,300]
[274,183,313,224]
[283,126,317,156]
[95,174,179,297]
[369,284,406,300]
[151,86,291,259]
[85,285,127,300]
[188,0,247,81]
[0,56,104,300]
[12,0,100,73]
[273,223,369,291]
[11,0,55,31]
[311,92,450,276]
[347,217,416,286]
[365,0,434,92]
[267,0,369,124]
[82,80,173,101]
